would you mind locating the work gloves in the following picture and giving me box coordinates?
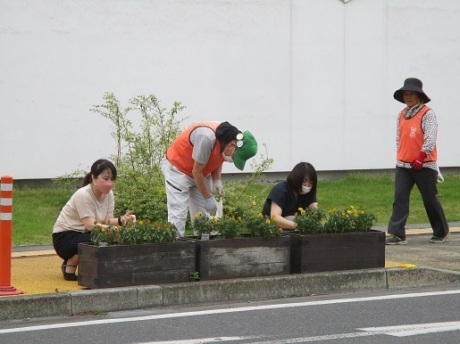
[213,179,224,198]
[411,152,427,171]
[204,196,218,216]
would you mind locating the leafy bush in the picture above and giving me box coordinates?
[90,92,187,222]
[294,205,379,234]
[241,213,281,239]
[222,144,274,219]
[91,219,177,246]
[192,212,219,235]
[192,211,281,239]
[294,207,326,234]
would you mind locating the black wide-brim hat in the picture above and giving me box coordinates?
[393,77,431,103]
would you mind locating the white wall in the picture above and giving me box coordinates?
[0,0,459,179]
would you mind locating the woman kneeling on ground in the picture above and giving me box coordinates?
[262,162,319,230]
[52,159,133,281]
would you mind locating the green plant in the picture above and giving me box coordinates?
[192,211,282,239]
[241,213,281,239]
[189,271,200,281]
[223,144,274,218]
[90,92,187,222]
[192,212,218,235]
[323,205,379,233]
[214,215,241,239]
[90,219,177,246]
[294,207,326,234]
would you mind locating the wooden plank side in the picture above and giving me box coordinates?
[78,241,197,288]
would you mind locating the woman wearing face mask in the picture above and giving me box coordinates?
[262,162,319,230]
[52,159,134,281]
[163,121,258,237]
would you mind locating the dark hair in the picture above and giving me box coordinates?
[215,121,241,151]
[82,159,117,186]
[286,162,317,196]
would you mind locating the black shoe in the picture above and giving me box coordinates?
[61,262,78,281]
[429,235,448,243]
[385,234,407,245]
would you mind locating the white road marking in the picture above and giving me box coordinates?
[137,337,256,344]
[359,321,460,337]
[138,321,460,344]
[0,289,459,335]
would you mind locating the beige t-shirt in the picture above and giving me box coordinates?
[53,184,115,233]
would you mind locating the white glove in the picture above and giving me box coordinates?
[213,179,224,197]
[204,196,217,216]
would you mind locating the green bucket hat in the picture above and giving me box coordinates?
[233,131,258,171]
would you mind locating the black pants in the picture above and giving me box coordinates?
[387,167,449,238]
[52,231,92,261]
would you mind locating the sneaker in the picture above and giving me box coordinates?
[385,234,407,245]
[429,235,448,243]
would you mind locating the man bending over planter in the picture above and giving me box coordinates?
[162,121,258,237]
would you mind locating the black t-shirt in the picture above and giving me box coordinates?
[262,181,317,217]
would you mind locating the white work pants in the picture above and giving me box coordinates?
[161,159,212,237]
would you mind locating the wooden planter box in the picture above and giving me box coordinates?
[195,235,291,280]
[288,230,385,273]
[78,240,196,289]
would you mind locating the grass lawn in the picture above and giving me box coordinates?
[10,172,460,246]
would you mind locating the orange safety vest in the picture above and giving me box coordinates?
[397,105,437,163]
[166,122,224,177]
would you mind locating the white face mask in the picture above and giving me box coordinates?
[222,145,235,163]
[222,152,234,163]
[300,185,312,195]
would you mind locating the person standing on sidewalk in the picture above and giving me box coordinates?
[162,121,258,237]
[52,159,134,280]
[386,78,449,245]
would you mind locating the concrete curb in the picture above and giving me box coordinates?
[1,267,459,322]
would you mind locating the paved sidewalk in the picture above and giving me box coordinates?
[1,226,458,322]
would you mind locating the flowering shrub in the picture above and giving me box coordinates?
[240,213,281,239]
[294,207,326,234]
[192,212,281,239]
[91,219,177,246]
[215,215,241,239]
[324,205,379,233]
[293,205,379,234]
[192,212,219,235]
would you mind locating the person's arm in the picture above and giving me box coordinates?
[211,164,222,184]
[211,165,224,197]
[308,202,319,209]
[270,202,297,230]
[192,161,213,199]
[82,210,135,230]
[421,110,438,155]
[411,110,438,171]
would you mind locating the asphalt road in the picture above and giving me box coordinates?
[1,286,459,344]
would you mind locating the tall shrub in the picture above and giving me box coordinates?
[91,92,187,221]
